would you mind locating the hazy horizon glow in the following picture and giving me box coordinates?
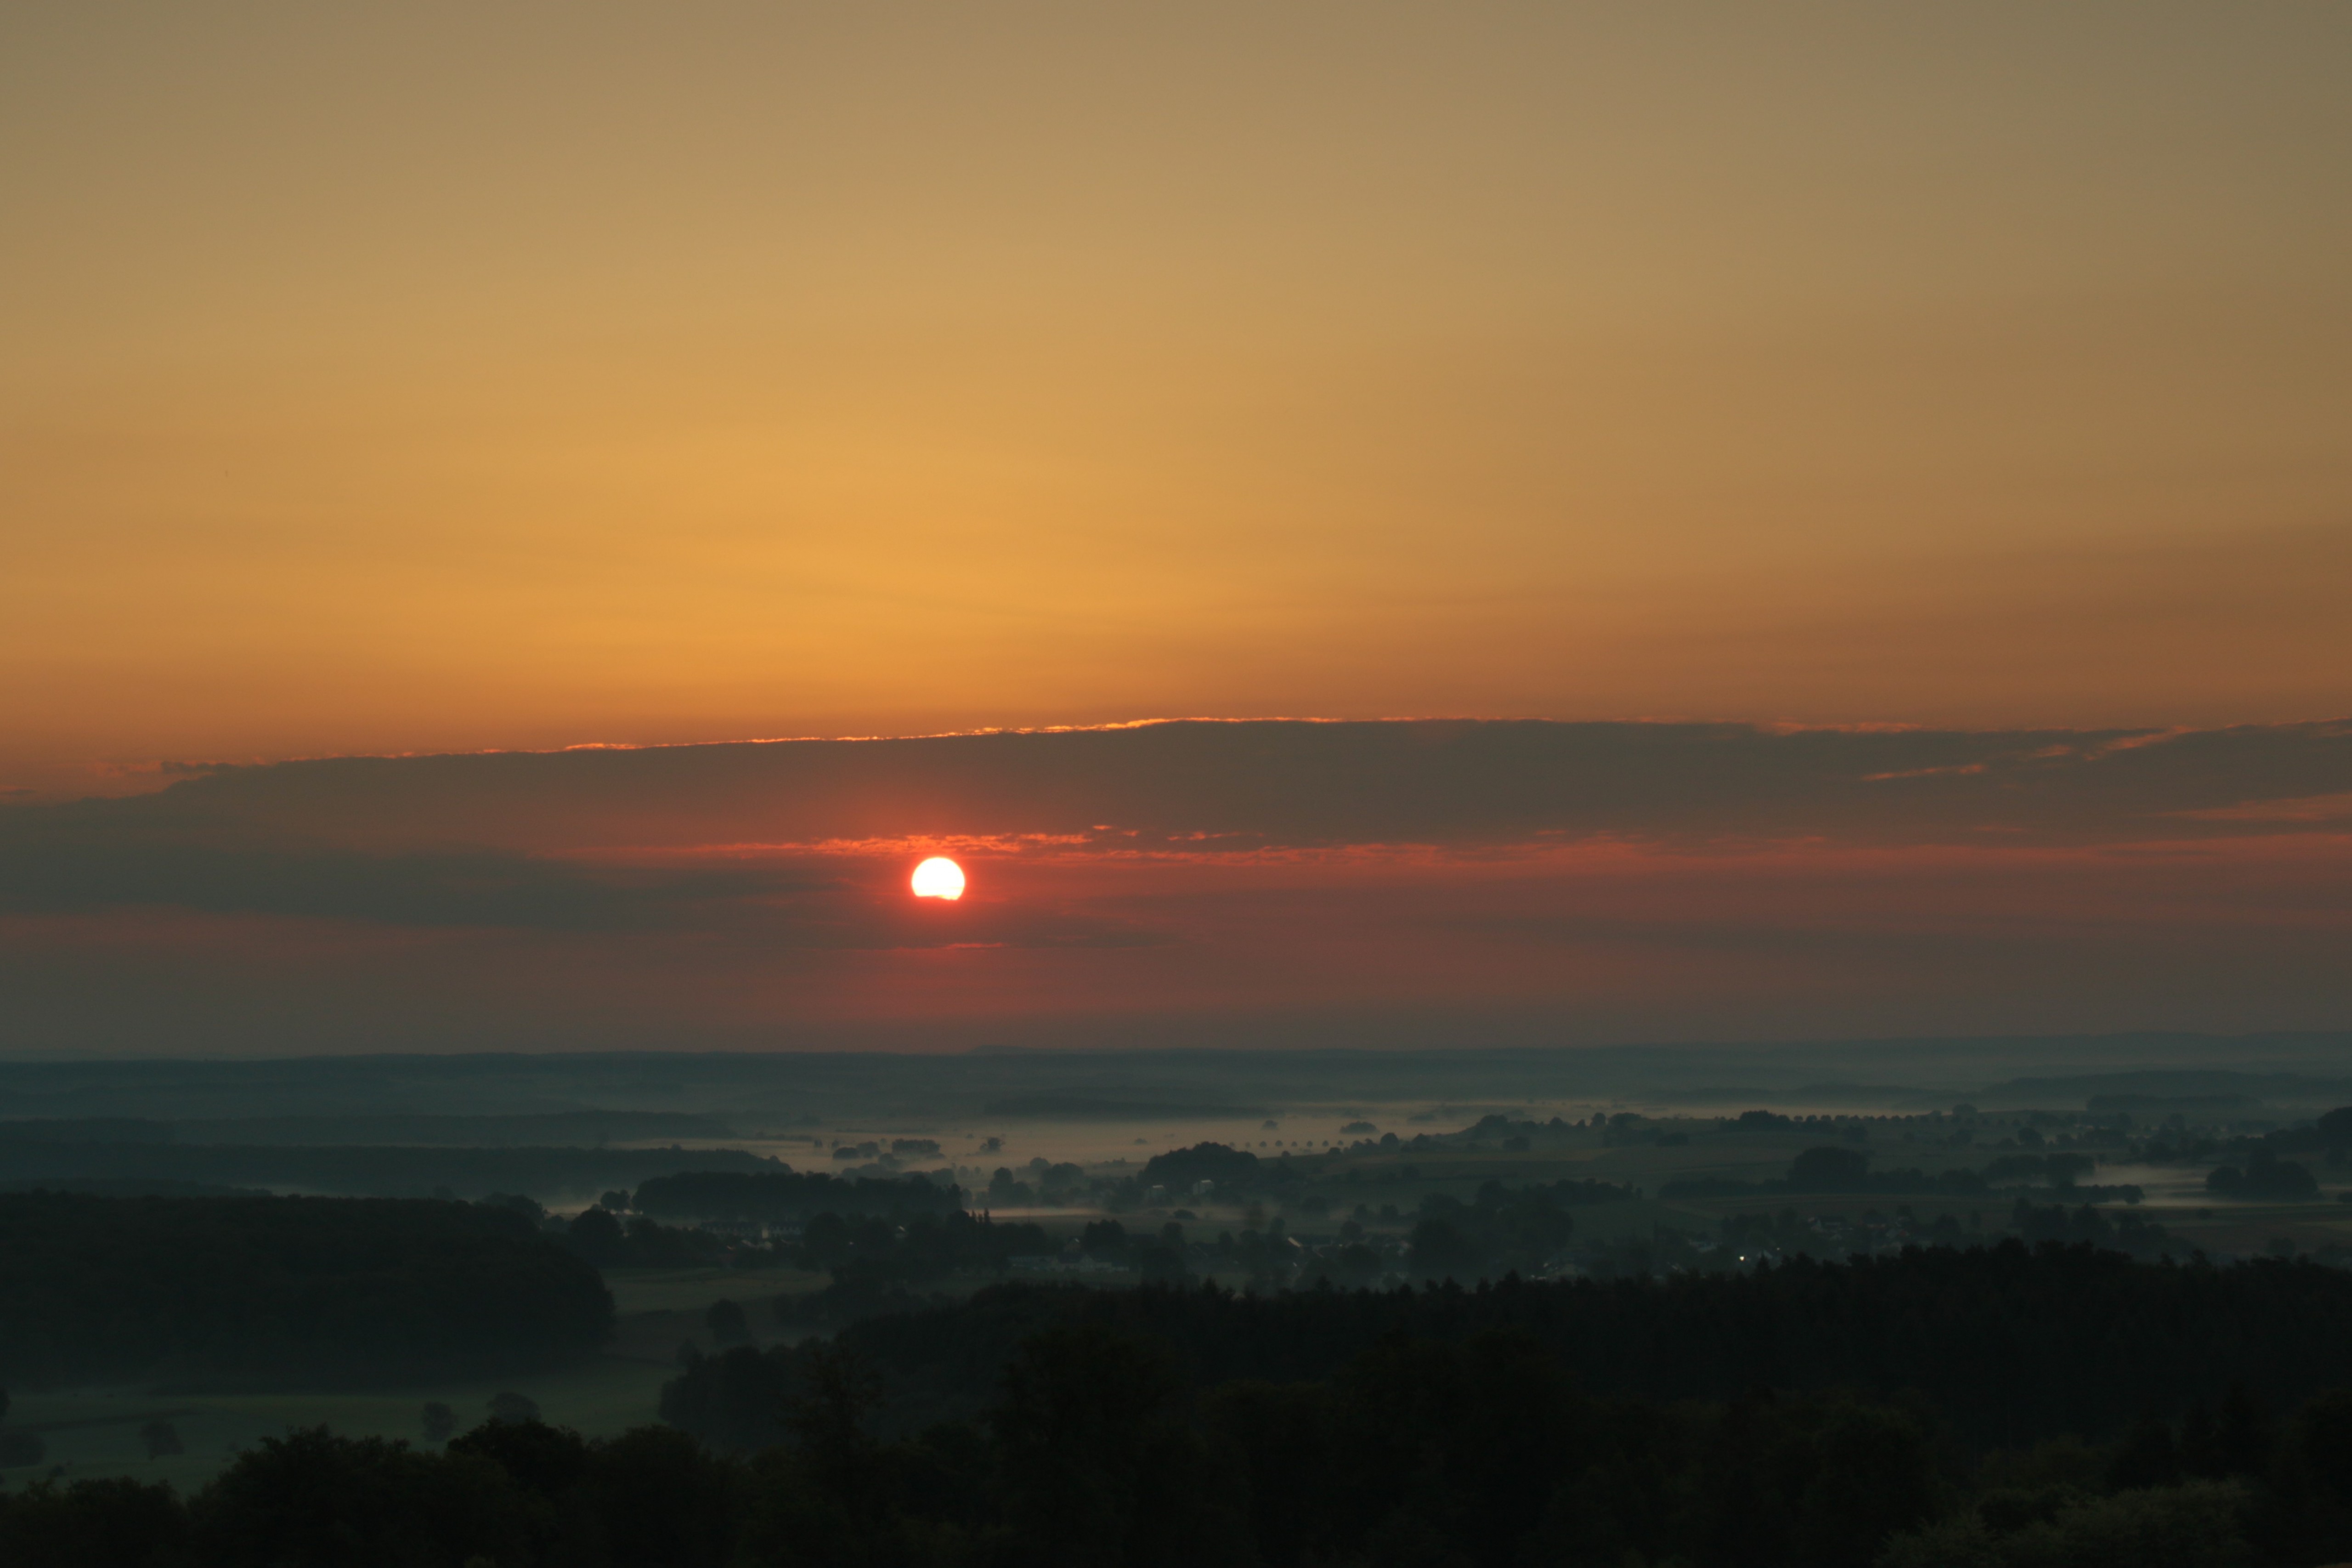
[3,720,2346,1054]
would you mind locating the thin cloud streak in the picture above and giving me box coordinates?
[26,718,2352,858]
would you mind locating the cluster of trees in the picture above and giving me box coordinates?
[2270,1107,2352,1156]
[1664,1145,2147,1203]
[984,1141,1419,1213]
[1192,1218,1311,1283]
[562,1206,736,1268]
[28,1299,2352,1564]
[1331,1114,1639,1158]
[650,1327,1969,1567]
[9,1239,2352,1566]
[2209,1149,2323,1201]
[0,1410,183,1470]
[1135,1141,1265,1195]
[630,1170,961,1225]
[1449,1112,1585,1147]
[956,1142,1309,1212]
[1074,1220,1188,1282]
[777,1178,1617,1301]
[1487,1173,1636,1206]
[0,1193,612,1388]
[2010,1198,2173,1253]
[0,1423,746,1568]
[773,1212,1060,1325]
[1406,1181,1583,1279]
[667,1242,2352,1451]
[1126,1138,1667,1212]
[1725,1109,1866,1132]
[829,1138,943,1164]
[1713,1200,2170,1263]
[1664,1146,1989,1198]
[2135,1107,2352,1179]
[795,1211,1053,1278]
[979,1161,1089,1206]
[2139,1127,2231,1164]
[1979,1151,2099,1186]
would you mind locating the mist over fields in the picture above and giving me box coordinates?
[6,1033,2352,1564]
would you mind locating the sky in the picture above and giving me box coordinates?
[3,5,2348,1053]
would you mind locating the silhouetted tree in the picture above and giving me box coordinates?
[1787,1403,1939,1568]
[2216,1384,2274,1477]
[2181,1399,2224,1478]
[448,1417,589,1500]
[1407,1216,1479,1279]
[784,1342,885,1511]
[187,1427,533,1568]
[2207,1149,2320,1200]
[1787,1146,1871,1189]
[1137,1142,1261,1193]
[583,1425,740,1568]
[990,1325,1243,1566]
[706,1298,750,1346]
[0,1475,189,1566]
[487,1391,541,1425]
[565,1204,627,1264]
[2109,1408,2181,1490]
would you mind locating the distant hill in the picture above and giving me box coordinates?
[1973,1070,2352,1113]
[0,1134,785,1202]
[0,1109,738,1146]
[0,1176,263,1198]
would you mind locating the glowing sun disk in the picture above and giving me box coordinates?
[911,856,966,900]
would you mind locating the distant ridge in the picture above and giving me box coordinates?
[0,1110,739,1146]
[1973,1069,2352,1111]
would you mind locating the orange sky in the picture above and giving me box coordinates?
[5,4,2350,803]
[4,9,2350,1053]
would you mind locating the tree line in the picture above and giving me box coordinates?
[15,1298,2352,1565]
[1661,1144,2157,1206]
[0,1193,612,1388]
[772,1211,1061,1326]
[668,1241,2352,1450]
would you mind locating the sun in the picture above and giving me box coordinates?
[910,856,967,900]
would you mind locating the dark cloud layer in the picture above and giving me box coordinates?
[29,719,2352,850]
[1,719,2346,937]
[0,837,788,931]
[0,824,1148,947]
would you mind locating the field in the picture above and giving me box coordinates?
[5,1263,831,1492]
